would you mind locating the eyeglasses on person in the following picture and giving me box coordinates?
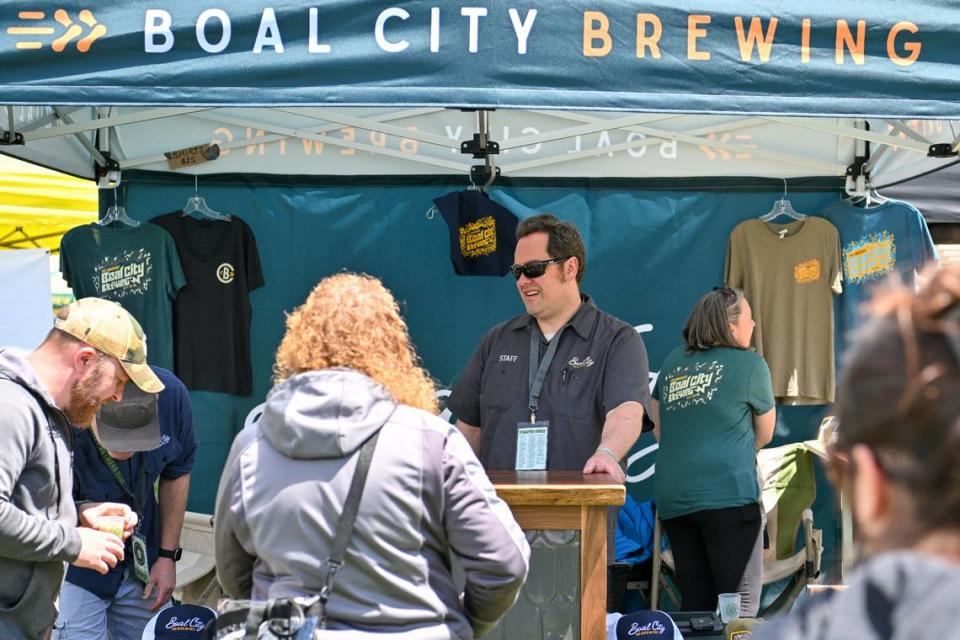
[510,257,571,280]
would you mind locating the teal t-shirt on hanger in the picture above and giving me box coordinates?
[821,199,937,345]
[653,346,774,520]
[59,222,186,371]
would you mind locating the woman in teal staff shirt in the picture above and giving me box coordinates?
[650,287,775,616]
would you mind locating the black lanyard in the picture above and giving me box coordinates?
[527,324,566,422]
[95,443,147,519]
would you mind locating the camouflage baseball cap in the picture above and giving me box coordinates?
[54,297,164,393]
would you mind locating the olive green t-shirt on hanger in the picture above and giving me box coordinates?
[725,217,842,404]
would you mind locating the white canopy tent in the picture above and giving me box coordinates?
[3,106,957,192]
[4,2,960,586]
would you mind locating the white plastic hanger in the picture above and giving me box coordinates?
[760,178,807,222]
[99,188,140,227]
[182,175,231,221]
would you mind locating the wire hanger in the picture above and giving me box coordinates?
[99,187,140,227]
[759,178,806,222]
[182,175,231,221]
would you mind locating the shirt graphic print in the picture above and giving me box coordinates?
[93,248,152,298]
[843,231,896,285]
[663,361,725,408]
[59,222,185,371]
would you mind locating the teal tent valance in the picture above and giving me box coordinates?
[2,1,959,116]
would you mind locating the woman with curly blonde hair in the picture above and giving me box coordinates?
[273,272,437,412]
[215,273,529,639]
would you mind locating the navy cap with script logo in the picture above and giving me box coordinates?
[616,610,684,640]
[142,604,217,639]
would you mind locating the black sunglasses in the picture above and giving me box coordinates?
[510,257,570,280]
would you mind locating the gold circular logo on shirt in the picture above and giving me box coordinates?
[216,262,236,284]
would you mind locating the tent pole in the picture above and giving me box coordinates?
[763,117,930,154]
[53,107,107,167]
[24,107,210,143]
[280,107,458,149]
[884,120,934,145]
[127,110,470,173]
[14,107,84,134]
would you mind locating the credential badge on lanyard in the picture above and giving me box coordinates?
[515,324,565,471]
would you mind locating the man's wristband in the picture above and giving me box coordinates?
[157,546,183,561]
[595,447,619,462]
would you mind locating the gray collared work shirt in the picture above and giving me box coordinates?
[447,295,652,471]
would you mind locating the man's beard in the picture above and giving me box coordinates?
[66,361,105,427]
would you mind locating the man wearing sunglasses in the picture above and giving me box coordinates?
[447,214,651,482]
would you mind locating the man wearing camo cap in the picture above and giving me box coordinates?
[0,297,164,640]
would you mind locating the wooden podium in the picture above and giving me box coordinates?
[489,471,625,640]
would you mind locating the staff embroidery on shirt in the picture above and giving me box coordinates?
[568,356,594,369]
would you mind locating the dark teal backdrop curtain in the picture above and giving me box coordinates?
[109,172,842,574]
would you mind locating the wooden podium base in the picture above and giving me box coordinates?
[490,471,625,640]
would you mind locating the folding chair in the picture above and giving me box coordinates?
[757,442,822,615]
[175,511,221,607]
[649,442,822,614]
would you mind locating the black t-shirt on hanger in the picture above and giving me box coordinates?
[151,212,264,396]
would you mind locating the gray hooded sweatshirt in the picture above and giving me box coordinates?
[756,551,960,640]
[0,350,82,640]
[215,368,530,639]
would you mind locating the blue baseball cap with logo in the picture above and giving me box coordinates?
[142,604,217,639]
[615,610,684,640]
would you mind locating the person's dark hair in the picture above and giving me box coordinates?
[683,287,748,353]
[833,267,960,544]
[516,214,586,283]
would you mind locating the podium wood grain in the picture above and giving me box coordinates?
[490,472,624,640]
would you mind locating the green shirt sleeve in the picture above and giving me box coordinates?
[748,354,775,415]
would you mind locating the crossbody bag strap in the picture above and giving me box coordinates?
[317,426,383,629]
[219,413,391,639]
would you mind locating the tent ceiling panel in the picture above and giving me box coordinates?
[3,107,956,184]
[871,120,960,187]
[3,107,99,179]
